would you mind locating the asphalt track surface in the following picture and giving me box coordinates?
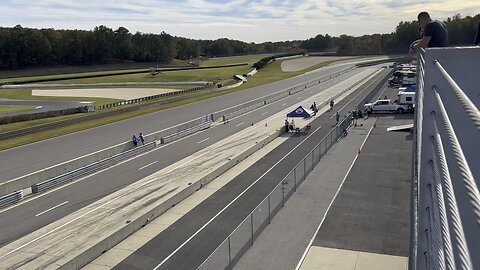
[313,115,412,257]
[0,64,389,247]
[0,61,362,183]
[113,68,392,270]
[0,98,86,117]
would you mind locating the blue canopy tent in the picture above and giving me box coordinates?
[287,106,314,118]
[404,85,416,92]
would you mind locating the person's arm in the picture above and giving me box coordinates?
[412,36,431,49]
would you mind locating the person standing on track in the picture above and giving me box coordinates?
[139,132,145,145]
[132,134,138,147]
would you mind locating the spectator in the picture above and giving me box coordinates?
[132,134,138,147]
[411,12,449,52]
[335,111,340,123]
[139,132,145,145]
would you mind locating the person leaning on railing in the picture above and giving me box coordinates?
[410,12,449,54]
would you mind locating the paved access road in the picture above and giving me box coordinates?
[0,65,389,248]
[0,60,368,183]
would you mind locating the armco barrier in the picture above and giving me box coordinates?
[31,142,157,194]
[160,121,212,144]
[222,102,265,122]
[0,115,212,197]
[0,190,23,208]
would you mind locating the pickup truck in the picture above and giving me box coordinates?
[364,99,413,114]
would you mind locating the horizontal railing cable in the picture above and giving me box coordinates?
[431,111,473,270]
[433,60,480,132]
[433,88,480,226]
[428,158,454,270]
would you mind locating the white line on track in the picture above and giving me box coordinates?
[294,124,375,270]
[282,103,287,106]
[197,138,210,144]
[153,123,326,269]
[297,97,302,99]
[35,201,69,217]
[262,112,268,115]
[138,161,158,170]
[236,122,244,127]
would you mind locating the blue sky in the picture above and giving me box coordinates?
[2,0,479,42]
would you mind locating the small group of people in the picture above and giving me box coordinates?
[285,118,296,132]
[132,132,145,147]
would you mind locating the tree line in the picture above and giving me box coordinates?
[0,13,478,69]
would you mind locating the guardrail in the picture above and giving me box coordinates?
[31,142,157,194]
[0,114,213,198]
[411,47,480,270]
[161,121,212,144]
[197,113,353,270]
[0,190,23,208]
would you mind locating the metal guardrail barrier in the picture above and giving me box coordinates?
[31,142,158,194]
[197,114,353,270]
[412,47,480,270]
[0,190,23,208]
[160,121,212,144]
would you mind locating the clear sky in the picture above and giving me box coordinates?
[2,0,479,42]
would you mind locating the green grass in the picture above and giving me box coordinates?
[201,54,271,67]
[0,56,361,150]
[0,105,36,113]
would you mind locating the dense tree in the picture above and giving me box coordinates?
[0,12,478,70]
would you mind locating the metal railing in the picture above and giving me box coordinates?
[197,114,353,270]
[412,46,480,270]
[0,190,23,208]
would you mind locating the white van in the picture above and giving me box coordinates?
[397,91,416,105]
